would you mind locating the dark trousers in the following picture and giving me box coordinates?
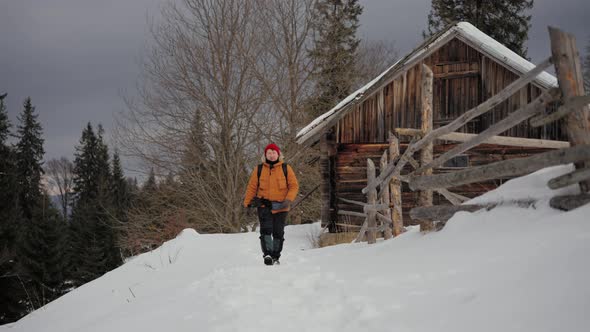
[258,207,287,259]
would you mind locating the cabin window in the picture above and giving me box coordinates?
[443,155,469,168]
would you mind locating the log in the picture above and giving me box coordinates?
[419,64,434,231]
[363,57,554,194]
[354,218,369,243]
[394,128,570,149]
[410,144,590,190]
[547,168,590,190]
[366,159,377,244]
[410,199,537,222]
[380,151,393,240]
[389,133,404,236]
[549,27,590,192]
[363,203,390,213]
[415,88,561,173]
[549,193,590,211]
[337,197,366,206]
[338,210,366,218]
[530,95,590,128]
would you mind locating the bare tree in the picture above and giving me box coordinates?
[44,157,74,220]
[115,0,268,233]
[355,39,399,89]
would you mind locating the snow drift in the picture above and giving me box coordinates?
[2,165,589,332]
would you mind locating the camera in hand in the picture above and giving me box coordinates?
[249,197,271,208]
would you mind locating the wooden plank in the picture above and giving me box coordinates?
[363,57,554,194]
[416,88,561,173]
[549,193,590,211]
[549,27,590,192]
[410,144,590,190]
[547,168,590,190]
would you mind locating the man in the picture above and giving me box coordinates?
[244,143,299,265]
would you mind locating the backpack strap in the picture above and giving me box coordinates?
[256,163,289,196]
[256,164,263,196]
[282,163,288,187]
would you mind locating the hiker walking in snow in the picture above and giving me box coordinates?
[244,143,299,265]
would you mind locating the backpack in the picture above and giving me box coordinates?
[257,163,289,193]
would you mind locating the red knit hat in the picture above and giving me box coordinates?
[264,143,280,155]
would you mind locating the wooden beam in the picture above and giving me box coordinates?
[364,57,554,194]
[410,144,590,190]
[363,203,390,213]
[415,88,561,173]
[366,159,377,244]
[547,168,590,190]
[389,133,404,236]
[379,151,393,239]
[394,127,570,149]
[433,70,479,80]
[549,27,590,192]
[410,199,537,222]
[530,95,590,128]
[419,64,435,232]
[338,210,366,218]
[549,193,590,211]
[337,197,366,206]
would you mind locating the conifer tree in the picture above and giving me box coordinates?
[18,193,67,309]
[307,0,363,118]
[0,94,27,324]
[69,123,117,284]
[425,0,534,58]
[15,97,44,220]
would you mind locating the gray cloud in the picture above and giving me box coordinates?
[1,0,588,172]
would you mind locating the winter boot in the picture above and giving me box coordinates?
[264,255,273,265]
[272,258,280,265]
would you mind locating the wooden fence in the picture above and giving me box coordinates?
[353,27,590,242]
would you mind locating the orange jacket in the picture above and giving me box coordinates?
[243,160,299,213]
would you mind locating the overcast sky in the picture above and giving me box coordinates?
[1,0,588,175]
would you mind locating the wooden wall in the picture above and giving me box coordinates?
[330,143,555,228]
[336,38,566,143]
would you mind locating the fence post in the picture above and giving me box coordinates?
[389,133,404,236]
[366,159,377,244]
[380,151,393,240]
[549,27,590,193]
[419,64,435,232]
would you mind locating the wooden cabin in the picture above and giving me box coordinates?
[295,22,568,231]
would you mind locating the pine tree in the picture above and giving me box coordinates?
[307,0,363,118]
[0,94,27,324]
[425,0,534,58]
[69,123,118,285]
[15,97,44,220]
[17,193,67,309]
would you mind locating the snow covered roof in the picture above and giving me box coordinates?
[296,21,558,146]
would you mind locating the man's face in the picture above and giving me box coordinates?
[266,149,279,162]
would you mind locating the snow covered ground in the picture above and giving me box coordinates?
[3,165,590,332]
